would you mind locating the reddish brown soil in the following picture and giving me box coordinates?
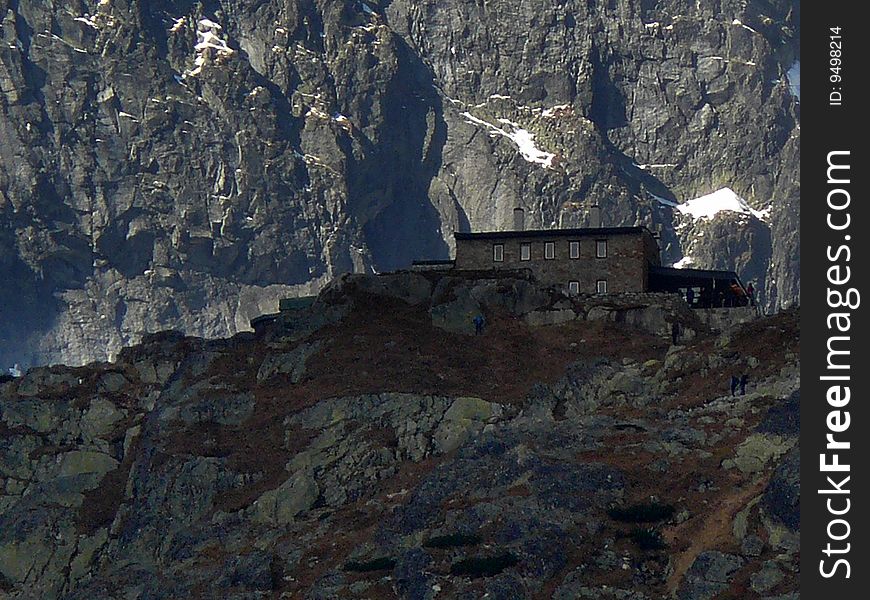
[303,293,670,405]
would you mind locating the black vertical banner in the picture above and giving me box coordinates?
[801,2,868,597]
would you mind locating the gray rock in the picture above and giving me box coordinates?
[2,0,799,369]
[81,398,125,440]
[762,446,800,532]
[256,340,324,383]
[678,551,745,600]
[750,561,784,594]
[251,471,319,526]
[434,396,500,453]
[741,535,764,557]
[723,433,795,474]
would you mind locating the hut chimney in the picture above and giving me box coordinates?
[513,207,525,231]
[589,203,601,228]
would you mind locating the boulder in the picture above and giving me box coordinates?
[750,561,784,594]
[723,434,795,474]
[678,552,745,600]
[762,446,799,532]
[80,398,125,440]
[257,340,324,383]
[434,397,501,453]
[252,471,319,525]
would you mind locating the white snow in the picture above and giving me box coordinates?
[658,187,769,222]
[707,55,755,67]
[637,162,678,170]
[786,60,800,99]
[43,32,88,53]
[461,112,556,169]
[197,30,231,53]
[510,129,557,168]
[649,191,677,208]
[542,104,571,117]
[74,16,98,29]
[169,17,186,33]
[184,18,234,78]
[673,255,695,268]
[731,19,758,33]
[306,107,330,120]
[199,18,222,30]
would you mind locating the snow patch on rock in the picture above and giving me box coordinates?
[461,112,556,169]
[658,188,769,222]
[184,18,235,78]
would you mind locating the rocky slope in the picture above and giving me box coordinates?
[0,0,799,369]
[0,273,799,598]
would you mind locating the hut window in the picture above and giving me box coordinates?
[493,244,504,262]
[544,241,555,259]
[569,241,580,259]
[596,240,607,258]
[520,243,531,261]
[597,279,608,294]
[568,281,580,295]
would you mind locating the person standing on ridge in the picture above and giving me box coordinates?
[473,314,486,335]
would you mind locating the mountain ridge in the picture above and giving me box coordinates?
[0,270,799,598]
[0,0,799,370]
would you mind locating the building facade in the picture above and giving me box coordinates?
[453,227,661,294]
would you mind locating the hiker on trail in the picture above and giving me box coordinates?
[699,288,711,309]
[730,280,745,307]
[473,314,486,335]
[686,287,695,307]
[730,375,739,397]
[746,283,755,306]
[739,374,748,396]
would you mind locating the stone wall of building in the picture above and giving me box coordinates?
[696,307,759,330]
[454,233,655,293]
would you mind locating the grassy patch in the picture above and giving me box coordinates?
[343,557,396,572]
[424,533,482,549]
[450,552,519,578]
[607,502,675,523]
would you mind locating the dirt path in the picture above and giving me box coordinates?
[665,476,769,594]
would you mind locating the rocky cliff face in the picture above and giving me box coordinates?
[0,0,799,368]
[0,274,800,598]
